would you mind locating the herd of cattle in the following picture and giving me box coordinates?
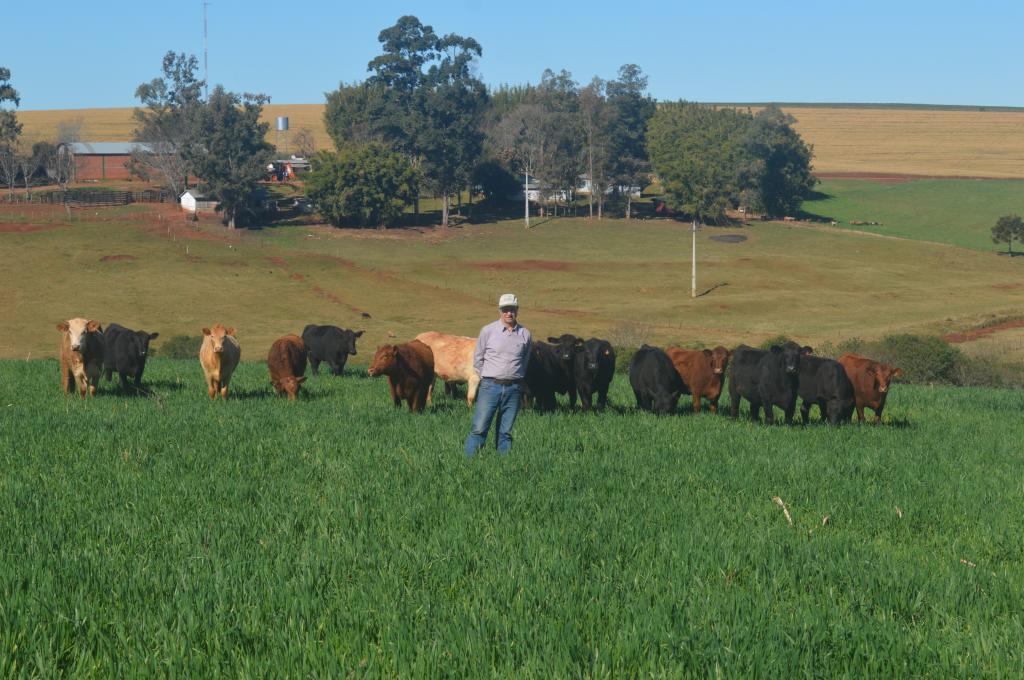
[54,318,904,425]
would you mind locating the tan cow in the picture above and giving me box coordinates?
[56,318,105,397]
[199,324,241,400]
[415,331,479,406]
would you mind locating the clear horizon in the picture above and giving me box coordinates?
[5,0,1023,110]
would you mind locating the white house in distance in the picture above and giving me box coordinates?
[576,174,642,197]
[179,190,218,213]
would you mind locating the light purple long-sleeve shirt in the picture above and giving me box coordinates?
[473,319,532,380]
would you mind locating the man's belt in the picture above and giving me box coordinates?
[485,377,522,386]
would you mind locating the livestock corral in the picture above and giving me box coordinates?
[3,179,1024,674]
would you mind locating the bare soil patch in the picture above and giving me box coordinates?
[0,223,65,233]
[943,318,1024,343]
[472,260,573,272]
[710,234,747,243]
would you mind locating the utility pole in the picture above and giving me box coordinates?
[691,219,697,298]
[524,168,530,228]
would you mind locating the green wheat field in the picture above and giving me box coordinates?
[1,358,1022,676]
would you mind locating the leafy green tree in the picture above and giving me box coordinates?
[991,214,1023,255]
[323,81,386,148]
[363,16,487,227]
[186,86,273,229]
[605,64,656,219]
[536,69,581,215]
[738,105,816,217]
[647,102,749,222]
[0,66,20,147]
[488,102,551,227]
[132,52,205,197]
[305,143,418,229]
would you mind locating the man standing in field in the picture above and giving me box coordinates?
[464,293,532,457]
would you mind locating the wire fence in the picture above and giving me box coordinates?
[3,189,171,206]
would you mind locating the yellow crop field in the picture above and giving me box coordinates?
[13,104,1024,177]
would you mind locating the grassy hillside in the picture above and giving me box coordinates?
[802,178,1024,251]
[2,200,1024,360]
[1,359,1022,675]
[14,104,1024,178]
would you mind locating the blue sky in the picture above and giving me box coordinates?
[5,0,1023,110]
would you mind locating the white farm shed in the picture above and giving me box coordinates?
[180,190,218,213]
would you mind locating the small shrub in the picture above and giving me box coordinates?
[759,334,794,350]
[873,334,961,385]
[155,334,203,359]
[615,347,639,375]
[605,322,653,350]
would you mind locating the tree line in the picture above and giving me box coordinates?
[0,15,819,230]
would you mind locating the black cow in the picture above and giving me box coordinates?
[798,355,855,425]
[547,334,582,407]
[575,337,615,411]
[301,325,364,376]
[103,322,159,392]
[524,341,575,412]
[729,342,810,424]
[628,345,685,415]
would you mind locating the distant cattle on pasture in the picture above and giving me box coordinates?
[199,324,241,400]
[629,345,685,415]
[838,353,903,423]
[414,331,479,406]
[368,340,435,413]
[57,318,105,398]
[665,345,732,413]
[302,325,364,376]
[268,334,308,400]
[103,323,159,392]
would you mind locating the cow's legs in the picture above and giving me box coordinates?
[800,401,811,425]
[119,372,131,393]
[762,403,775,424]
[309,358,320,375]
[388,379,401,407]
[207,378,218,400]
[730,391,741,418]
[692,393,702,414]
[466,374,480,407]
[426,380,434,407]
[855,402,866,422]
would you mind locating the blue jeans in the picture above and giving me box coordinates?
[464,379,522,457]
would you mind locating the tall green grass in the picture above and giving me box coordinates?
[1,359,1022,676]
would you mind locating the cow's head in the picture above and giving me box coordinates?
[705,346,733,375]
[57,318,101,351]
[202,324,234,353]
[548,334,583,367]
[368,345,397,377]
[134,330,159,358]
[345,329,365,356]
[872,363,903,393]
[773,341,812,374]
[277,375,307,400]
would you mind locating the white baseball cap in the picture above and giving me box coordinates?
[498,293,519,308]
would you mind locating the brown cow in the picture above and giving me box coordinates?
[414,331,478,406]
[57,318,105,397]
[665,345,732,413]
[368,340,435,413]
[199,323,241,400]
[837,353,903,423]
[268,334,308,400]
